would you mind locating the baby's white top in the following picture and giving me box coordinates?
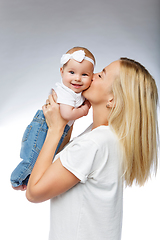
[55,82,85,126]
[56,82,85,107]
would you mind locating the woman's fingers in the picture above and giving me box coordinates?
[42,89,67,130]
[52,89,58,102]
[47,89,57,106]
[46,99,50,105]
[45,100,50,108]
[44,90,57,109]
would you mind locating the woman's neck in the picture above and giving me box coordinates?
[92,105,110,130]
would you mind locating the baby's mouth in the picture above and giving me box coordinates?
[71,83,82,88]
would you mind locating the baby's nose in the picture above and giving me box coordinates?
[75,74,81,81]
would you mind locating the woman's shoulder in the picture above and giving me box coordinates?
[84,125,118,147]
[89,125,117,138]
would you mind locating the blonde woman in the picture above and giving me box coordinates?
[26,58,159,240]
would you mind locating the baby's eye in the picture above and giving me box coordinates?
[98,74,102,78]
[82,73,88,76]
[69,71,74,74]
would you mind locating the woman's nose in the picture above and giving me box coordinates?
[92,73,97,80]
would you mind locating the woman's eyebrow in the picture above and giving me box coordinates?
[102,68,106,75]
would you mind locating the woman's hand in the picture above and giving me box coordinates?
[42,89,68,133]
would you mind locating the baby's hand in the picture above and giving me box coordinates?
[12,185,27,191]
[81,100,91,116]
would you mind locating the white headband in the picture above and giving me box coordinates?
[60,50,95,66]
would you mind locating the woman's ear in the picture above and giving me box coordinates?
[60,67,63,77]
[106,97,115,108]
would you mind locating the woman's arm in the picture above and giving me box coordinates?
[56,125,73,154]
[59,100,91,121]
[26,91,80,203]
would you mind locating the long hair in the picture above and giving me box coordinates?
[109,57,159,186]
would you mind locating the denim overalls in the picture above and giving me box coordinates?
[10,110,70,187]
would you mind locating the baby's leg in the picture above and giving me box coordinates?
[11,111,71,189]
[10,110,48,187]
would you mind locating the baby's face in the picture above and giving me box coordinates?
[60,59,94,93]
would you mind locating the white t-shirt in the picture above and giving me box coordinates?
[49,124,123,240]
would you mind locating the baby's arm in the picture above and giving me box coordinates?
[59,100,91,121]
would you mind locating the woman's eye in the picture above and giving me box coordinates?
[69,71,74,74]
[98,74,102,78]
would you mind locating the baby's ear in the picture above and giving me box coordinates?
[60,67,63,77]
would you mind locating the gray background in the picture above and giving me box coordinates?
[0,0,159,239]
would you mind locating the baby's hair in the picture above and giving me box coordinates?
[66,46,96,65]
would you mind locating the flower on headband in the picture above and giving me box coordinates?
[60,50,85,65]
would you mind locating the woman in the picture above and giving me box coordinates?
[26,58,159,240]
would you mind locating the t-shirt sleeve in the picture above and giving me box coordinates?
[59,139,99,183]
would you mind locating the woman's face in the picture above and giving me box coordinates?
[83,60,120,106]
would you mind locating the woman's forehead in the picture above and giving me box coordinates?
[103,60,120,76]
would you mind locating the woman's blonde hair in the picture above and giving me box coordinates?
[109,57,159,186]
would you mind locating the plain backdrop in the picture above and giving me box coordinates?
[0,0,160,239]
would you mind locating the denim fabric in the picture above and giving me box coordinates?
[10,110,70,187]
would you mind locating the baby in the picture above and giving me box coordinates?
[10,46,95,190]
